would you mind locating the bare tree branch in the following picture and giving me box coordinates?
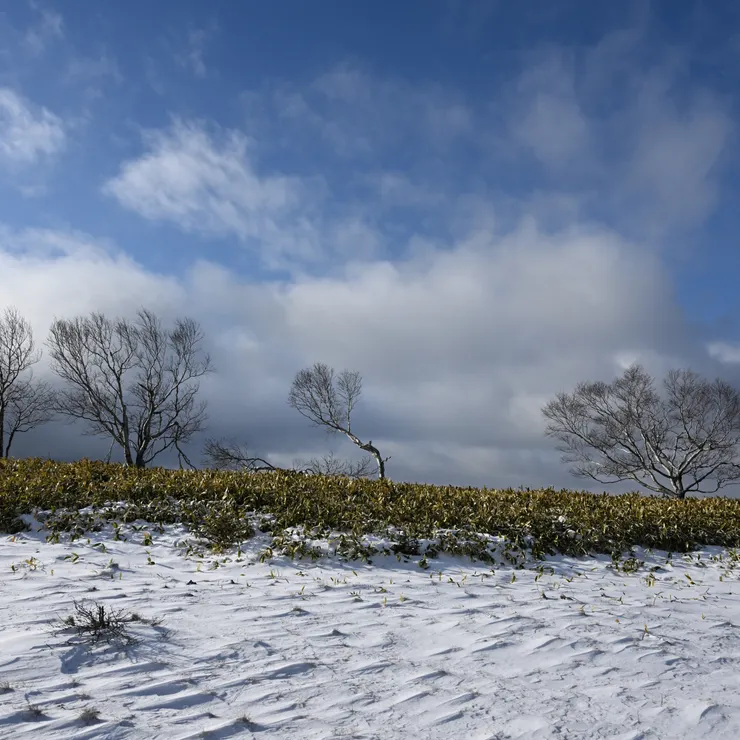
[202,438,280,472]
[47,308,212,468]
[0,306,56,457]
[288,362,390,479]
[293,450,376,479]
[203,437,373,480]
[543,363,740,499]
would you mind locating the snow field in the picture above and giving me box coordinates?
[2,523,740,739]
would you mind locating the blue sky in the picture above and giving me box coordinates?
[1,0,740,491]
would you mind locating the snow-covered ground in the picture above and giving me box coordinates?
[2,520,740,739]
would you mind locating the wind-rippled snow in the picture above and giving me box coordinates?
[2,522,740,739]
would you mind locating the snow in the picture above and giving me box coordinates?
[2,519,740,739]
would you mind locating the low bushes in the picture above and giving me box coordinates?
[2,457,740,561]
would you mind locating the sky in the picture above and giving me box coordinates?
[1,0,740,493]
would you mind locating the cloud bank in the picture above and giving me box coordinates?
[0,10,737,494]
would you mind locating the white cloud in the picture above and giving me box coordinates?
[708,342,740,365]
[0,6,119,111]
[65,53,123,90]
[509,51,592,171]
[237,43,734,253]
[104,119,325,266]
[503,34,734,236]
[270,63,473,157]
[175,24,217,79]
[0,216,704,491]
[369,172,444,208]
[621,85,732,231]
[104,118,390,270]
[0,88,65,167]
[24,6,64,56]
[2,25,736,492]
[0,228,184,329]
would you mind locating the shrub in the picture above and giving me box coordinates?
[56,599,150,645]
[3,458,740,561]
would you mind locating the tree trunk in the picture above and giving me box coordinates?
[376,452,385,480]
[0,405,5,458]
[123,442,134,467]
[5,427,16,459]
[342,431,387,479]
[357,438,385,480]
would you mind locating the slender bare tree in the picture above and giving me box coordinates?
[0,307,56,457]
[288,362,389,479]
[542,363,740,499]
[47,308,212,468]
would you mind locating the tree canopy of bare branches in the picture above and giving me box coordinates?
[542,363,740,499]
[0,307,56,457]
[288,362,389,479]
[47,308,212,468]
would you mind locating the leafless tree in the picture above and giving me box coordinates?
[542,363,740,499]
[288,362,389,479]
[47,308,212,468]
[203,437,373,479]
[202,438,281,472]
[294,450,376,479]
[0,307,56,457]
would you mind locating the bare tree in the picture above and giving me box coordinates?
[0,307,56,457]
[47,308,212,468]
[203,437,372,479]
[542,363,740,499]
[202,438,281,472]
[288,362,389,479]
[294,450,376,479]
